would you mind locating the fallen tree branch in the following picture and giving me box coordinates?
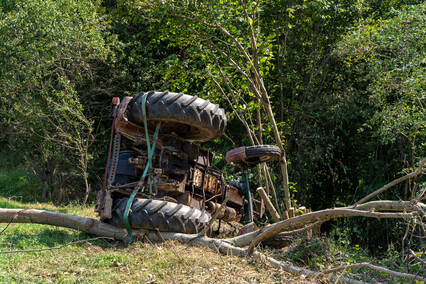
[224,220,325,248]
[409,249,426,267]
[320,262,426,282]
[143,231,362,283]
[0,208,29,235]
[0,237,113,254]
[349,200,426,214]
[0,207,422,283]
[0,208,147,241]
[265,256,364,284]
[222,200,425,248]
[247,209,416,253]
[355,157,426,205]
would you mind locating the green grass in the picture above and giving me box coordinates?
[0,158,422,283]
[0,198,305,283]
[0,169,42,201]
[0,198,421,284]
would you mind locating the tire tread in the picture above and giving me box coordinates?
[127,91,226,142]
[108,198,211,234]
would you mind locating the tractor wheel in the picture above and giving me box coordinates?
[245,145,282,164]
[126,91,227,142]
[226,145,281,165]
[107,198,211,234]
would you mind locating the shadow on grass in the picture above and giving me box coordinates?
[0,198,69,213]
[0,225,124,251]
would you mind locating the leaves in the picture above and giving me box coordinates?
[335,3,426,147]
[0,0,117,200]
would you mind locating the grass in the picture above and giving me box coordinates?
[1,199,420,284]
[0,169,41,202]
[0,160,423,283]
[0,198,313,283]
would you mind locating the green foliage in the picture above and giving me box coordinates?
[0,0,119,202]
[0,151,41,200]
[335,3,426,150]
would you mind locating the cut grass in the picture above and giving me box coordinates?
[0,197,311,283]
[0,198,423,283]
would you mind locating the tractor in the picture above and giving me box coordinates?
[95,91,281,236]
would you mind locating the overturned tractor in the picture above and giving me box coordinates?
[95,91,281,237]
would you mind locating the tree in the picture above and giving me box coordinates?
[335,3,426,162]
[0,0,118,203]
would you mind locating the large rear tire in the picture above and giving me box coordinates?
[127,91,227,142]
[107,198,211,234]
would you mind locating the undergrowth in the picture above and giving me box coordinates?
[0,151,42,201]
[281,235,424,283]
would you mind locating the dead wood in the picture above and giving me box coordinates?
[1,162,425,284]
[0,208,146,241]
[1,199,424,283]
[409,249,426,267]
[320,262,426,282]
[355,157,426,205]
[247,208,418,253]
[257,187,281,222]
[143,231,363,284]
[349,200,426,213]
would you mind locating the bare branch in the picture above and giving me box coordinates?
[409,249,426,267]
[0,205,422,283]
[205,40,263,103]
[257,187,281,222]
[0,237,113,254]
[416,186,426,200]
[355,157,426,205]
[265,256,364,284]
[198,197,229,236]
[0,209,30,235]
[349,200,426,215]
[320,262,426,282]
[208,59,258,145]
[0,208,145,241]
[264,164,282,216]
[247,208,416,253]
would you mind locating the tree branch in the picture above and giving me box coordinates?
[0,204,422,283]
[247,209,416,253]
[0,237,113,254]
[0,208,145,241]
[320,262,426,282]
[355,157,426,205]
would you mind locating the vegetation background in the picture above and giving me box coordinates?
[0,0,425,282]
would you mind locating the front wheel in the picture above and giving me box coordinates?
[226,145,281,166]
[106,198,211,234]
